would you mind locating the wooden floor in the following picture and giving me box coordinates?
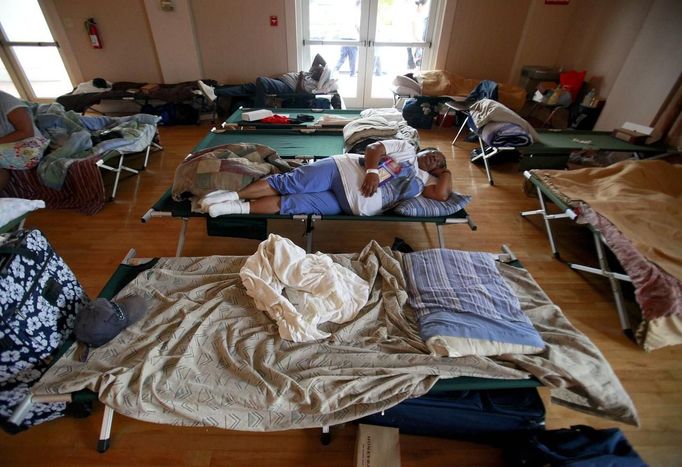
[2,121,681,466]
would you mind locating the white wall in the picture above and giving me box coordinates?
[596,0,682,130]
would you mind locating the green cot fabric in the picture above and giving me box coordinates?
[521,131,660,155]
[194,132,344,157]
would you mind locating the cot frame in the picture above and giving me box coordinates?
[11,245,536,452]
[520,170,633,334]
[95,140,163,200]
[141,190,477,256]
[443,102,515,186]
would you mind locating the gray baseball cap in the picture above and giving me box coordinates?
[75,295,148,347]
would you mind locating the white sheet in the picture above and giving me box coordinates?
[239,234,370,341]
[0,198,44,228]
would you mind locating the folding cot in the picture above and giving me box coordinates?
[2,112,162,214]
[521,159,682,351]
[143,108,477,254]
[446,101,663,185]
[11,243,638,451]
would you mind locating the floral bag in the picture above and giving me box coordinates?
[0,229,88,432]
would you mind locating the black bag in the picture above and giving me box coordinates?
[143,102,199,126]
[360,387,545,443]
[0,230,88,433]
[402,96,437,129]
[502,425,647,466]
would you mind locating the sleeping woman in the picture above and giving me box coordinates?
[199,140,452,217]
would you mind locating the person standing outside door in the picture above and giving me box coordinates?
[407,0,428,70]
[334,1,361,77]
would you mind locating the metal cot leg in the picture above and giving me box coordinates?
[570,230,632,333]
[97,405,115,453]
[436,223,445,249]
[320,425,331,445]
[306,216,318,254]
[451,116,469,145]
[477,136,494,185]
[520,176,576,258]
[176,218,189,257]
[143,145,151,168]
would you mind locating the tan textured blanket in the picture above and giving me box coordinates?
[535,159,682,281]
[34,242,638,429]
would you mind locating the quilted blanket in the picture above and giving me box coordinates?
[171,143,294,201]
[34,242,637,430]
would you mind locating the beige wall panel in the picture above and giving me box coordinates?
[444,0,530,83]
[191,0,289,83]
[596,0,682,130]
[53,0,162,83]
[508,1,577,86]
[558,0,652,97]
[143,0,202,83]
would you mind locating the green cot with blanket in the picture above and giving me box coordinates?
[10,242,637,451]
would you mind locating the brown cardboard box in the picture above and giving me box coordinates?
[355,424,401,467]
[612,128,648,144]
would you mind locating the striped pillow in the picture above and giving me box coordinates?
[393,192,471,217]
[403,249,545,357]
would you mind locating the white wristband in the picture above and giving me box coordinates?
[366,168,379,175]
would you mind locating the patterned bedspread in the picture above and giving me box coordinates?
[33,242,638,429]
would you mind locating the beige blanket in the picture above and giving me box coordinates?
[535,159,682,281]
[33,242,638,429]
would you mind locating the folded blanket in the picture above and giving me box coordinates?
[469,99,538,142]
[481,122,533,147]
[343,116,398,148]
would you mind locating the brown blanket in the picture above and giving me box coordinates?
[535,159,682,281]
[34,242,637,429]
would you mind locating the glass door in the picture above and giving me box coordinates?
[0,0,72,100]
[302,0,367,108]
[301,0,440,108]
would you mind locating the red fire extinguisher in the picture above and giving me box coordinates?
[85,18,102,49]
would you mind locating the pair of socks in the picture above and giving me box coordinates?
[208,200,250,217]
[199,190,239,211]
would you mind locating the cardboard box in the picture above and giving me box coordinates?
[612,128,648,144]
[355,424,401,467]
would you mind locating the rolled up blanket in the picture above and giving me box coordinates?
[481,122,532,147]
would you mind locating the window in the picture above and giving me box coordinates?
[0,0,72,99]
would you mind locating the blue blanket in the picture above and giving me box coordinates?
[403,249,544,355]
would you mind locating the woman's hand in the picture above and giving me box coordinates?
[422,167,452,202]
[360,173,379,197]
